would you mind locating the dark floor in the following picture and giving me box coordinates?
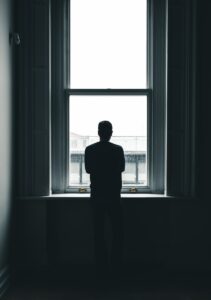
[4,265,211,300]
[4,279,211,300]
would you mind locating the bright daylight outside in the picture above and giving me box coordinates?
[69,0,148,188]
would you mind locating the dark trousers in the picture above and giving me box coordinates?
[92,197,123,274]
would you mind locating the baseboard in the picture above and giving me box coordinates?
[0,266,10,299]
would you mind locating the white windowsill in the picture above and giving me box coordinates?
[18,193,176,200]
[49,193,167,198]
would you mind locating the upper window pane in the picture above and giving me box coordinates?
[70,0,147,89]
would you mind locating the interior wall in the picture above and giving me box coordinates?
[0,0,14,273]
[15,0,50,197]
[15,197,211,277]
[14,0,211,279]
[167,0,197,196]
[196,0,211,198]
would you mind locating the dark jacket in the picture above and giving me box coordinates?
[85,141,125,199]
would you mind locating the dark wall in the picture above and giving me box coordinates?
[15,197,211,277]
[15,0,50,197]
[196,0,211,198]
[0,0,14,272]
[14,0,211,279]
[167,0,196,196]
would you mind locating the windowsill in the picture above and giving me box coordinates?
[18,193,175,200]
[49,193,168,198]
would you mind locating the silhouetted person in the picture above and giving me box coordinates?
[85,121,125,278]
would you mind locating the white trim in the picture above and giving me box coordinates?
[164,0,169,196]
[150,0,167,193]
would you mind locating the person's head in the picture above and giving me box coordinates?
[98,121,113,141]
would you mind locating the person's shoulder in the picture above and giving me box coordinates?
[109,142,124,151]
[85,142,100,151]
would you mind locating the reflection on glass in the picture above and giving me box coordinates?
[70,0,147,88]
[69,96,148,187]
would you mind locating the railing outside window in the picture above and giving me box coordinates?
[70,152,147,186]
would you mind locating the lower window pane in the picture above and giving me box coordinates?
[69,96,148,188]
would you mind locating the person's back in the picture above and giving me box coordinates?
[85,140,125,199]
[85,120,125,201]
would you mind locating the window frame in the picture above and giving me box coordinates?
[51,0,167,194]
[66,89,152,193]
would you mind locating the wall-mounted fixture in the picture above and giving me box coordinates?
[9,32,21,46]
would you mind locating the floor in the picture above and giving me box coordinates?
[3,280,211,300]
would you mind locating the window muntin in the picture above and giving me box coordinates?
[68,95,148,189]
[70,0,147,89]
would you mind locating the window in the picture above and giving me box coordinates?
[67,0,150,193]
[69,96,148,190]
[70,0,147,89]
[51,0,167,194]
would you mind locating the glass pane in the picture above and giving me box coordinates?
[69,96,148,187]
[70,0,147,89]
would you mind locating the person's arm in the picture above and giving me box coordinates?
[120,146,125,172]
[85,147,91,174]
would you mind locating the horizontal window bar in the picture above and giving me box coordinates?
[65,89,152,96]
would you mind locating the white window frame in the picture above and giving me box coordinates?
[51,0,167,194]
